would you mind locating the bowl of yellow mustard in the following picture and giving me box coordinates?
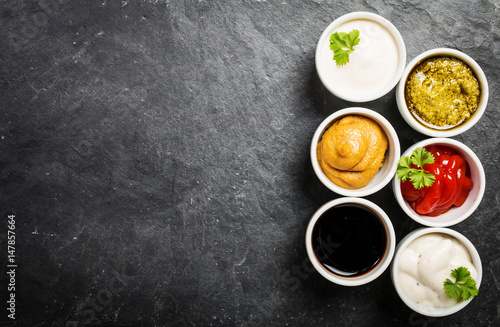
[311,107,400,197]
[396,48,488,137]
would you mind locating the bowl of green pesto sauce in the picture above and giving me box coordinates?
[396,48,488,137]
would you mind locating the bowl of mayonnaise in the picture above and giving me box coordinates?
[315,12,406,102]
[391,227,482,317]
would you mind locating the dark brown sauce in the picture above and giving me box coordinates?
[312,204,387,277]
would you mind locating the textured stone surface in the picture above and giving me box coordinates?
[0,1,499,326]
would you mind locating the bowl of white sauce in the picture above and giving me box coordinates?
[391,227,482,317]
[315,12,406,102]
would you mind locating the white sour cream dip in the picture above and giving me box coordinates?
[318,19,400,100]
[397,233,478,308]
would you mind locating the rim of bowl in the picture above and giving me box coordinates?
[392,138,485,227]
[315,11,407,102]
[391,227,482,317]
[311,107,400,197]
[306,197,396,286]
[396,48,489,137]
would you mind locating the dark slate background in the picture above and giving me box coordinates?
[1,1,499,326]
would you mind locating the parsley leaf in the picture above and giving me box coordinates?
[329,29,360,66]
[412,147,435,167]
[396,147,436,190]
[396,157,412,182]
[444,267,479,301]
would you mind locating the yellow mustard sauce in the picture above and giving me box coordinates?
[404,56,480,128]
[317,116,387,189]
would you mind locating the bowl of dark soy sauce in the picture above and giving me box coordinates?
[305,197,396,286]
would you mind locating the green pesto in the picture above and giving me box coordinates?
[405,57,480,127]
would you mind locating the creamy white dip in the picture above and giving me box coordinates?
[319,19,399,99]
[397,233,478,308]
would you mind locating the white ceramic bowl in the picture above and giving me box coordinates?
[396,48,489,137]
[392,138,485,227]
[391,227,482,317]
[315,12,406,102]
[306,197,396,286]
[311,107,400,197]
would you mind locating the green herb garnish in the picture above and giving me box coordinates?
[444,267,479,301]
[329,29,360,66]
[396,147,436,190]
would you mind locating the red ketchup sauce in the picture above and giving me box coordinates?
[401,145,473,216]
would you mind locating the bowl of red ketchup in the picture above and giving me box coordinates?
[392,138,485,227]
